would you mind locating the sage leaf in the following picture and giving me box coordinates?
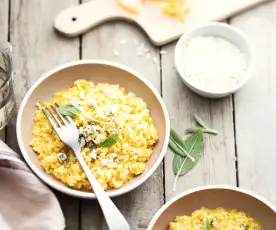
[68,97,81,110]
[172,129,204,191]
[185,127,218,135]
[98,134,119,148]
[204,216,211,230]
[192,113,218,135]
[58,105,79,117]
[170,129,195,162]
[194,113,208,129]
[169,139,189,158]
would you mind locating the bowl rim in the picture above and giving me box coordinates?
[174,22,255,97]
[16,59,170,199]
[147,185,276,230]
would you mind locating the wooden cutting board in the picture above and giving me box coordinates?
[55,0,267,45]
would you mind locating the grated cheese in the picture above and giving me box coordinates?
[116,0,141,13]
[179,36,247,93]
[116,0,189,22]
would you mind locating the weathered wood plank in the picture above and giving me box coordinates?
[9,0,80,229]
[162,41,237,199]
[0,0,9,142]
[80,20,164,230]
[0,0,8,40]
[231,1,276,205]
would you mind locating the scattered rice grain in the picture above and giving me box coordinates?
[113,50,120,57]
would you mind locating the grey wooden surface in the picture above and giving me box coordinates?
[1,0,275,229]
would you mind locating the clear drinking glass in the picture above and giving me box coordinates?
[0,42,16,130]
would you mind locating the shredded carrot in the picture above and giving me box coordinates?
[116,0,189,22]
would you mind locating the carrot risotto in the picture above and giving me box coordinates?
[169,207,261,230]
[30,80,158,190]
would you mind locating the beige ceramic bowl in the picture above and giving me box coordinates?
[148,185,276,230]
[16,60,170,199]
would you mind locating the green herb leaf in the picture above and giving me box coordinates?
[170,129,195,162]
[68,97,81,110]
[169,139,189,158]
[98,134,119,148]
[194,113,208,129]
[58,105,79,117]
[185,127,218,135]
[172,129,204,191]
[204,216,211,230]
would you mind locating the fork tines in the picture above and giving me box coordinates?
[42,103,73,129]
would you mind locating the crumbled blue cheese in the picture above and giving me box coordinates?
[78,137,86,149]
[91,149,98,160]
[211,219,219,228]
[57,152,67,163]
[86,141,94,148]
[79,125,100,138]
[78,125,101,148]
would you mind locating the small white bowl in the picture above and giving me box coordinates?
[175,22,255,98]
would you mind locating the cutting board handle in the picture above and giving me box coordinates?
[55,0,130,37]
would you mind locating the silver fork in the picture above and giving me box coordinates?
[42,104,130,230]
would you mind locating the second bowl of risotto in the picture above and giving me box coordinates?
[17,60,170,199]
[147,185,276,230]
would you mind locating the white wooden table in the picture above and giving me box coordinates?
[1,1,275,229]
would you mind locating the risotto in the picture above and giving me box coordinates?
[30,80,158,190]
[169,207,261,230]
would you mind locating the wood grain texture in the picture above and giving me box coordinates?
[80,19,164,229]
[0,0,8,142]
[0,0,9,41]
[9,0,80,229]
[0,0,8,41]
[162,42,237,200]
[230,1,276,205]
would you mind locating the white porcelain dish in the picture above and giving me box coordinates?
[175,22,255,98]
[16,60,170,199]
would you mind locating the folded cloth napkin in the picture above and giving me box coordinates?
[0,140,65,230]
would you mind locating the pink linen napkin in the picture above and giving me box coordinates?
[0,141,65,230]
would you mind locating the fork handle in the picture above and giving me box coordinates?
[73,147,130,230]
